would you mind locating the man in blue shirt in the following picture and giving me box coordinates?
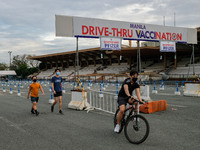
[51,68,63,114]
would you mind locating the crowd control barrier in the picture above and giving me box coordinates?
[88,89,117,114]
[133,85,151,101]
[183,82,200,97]
[140,100,168,114]
[68,89,92,111]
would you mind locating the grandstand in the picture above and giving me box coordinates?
[27,27,200,81]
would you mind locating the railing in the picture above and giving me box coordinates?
[88,89,118,114]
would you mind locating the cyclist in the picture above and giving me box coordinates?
[114,70,144,133]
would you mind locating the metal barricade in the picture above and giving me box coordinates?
[88,89,118,114]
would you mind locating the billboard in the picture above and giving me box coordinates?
[100,37,121,50]
[55,15,197,44]
[160,41,176,52]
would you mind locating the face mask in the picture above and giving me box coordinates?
[56,72,60,76]
[132,78,137,82]
[33,79,37,82]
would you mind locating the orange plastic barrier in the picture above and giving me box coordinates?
[139,100,167,114]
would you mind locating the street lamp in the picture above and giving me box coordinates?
[8,51,12,69]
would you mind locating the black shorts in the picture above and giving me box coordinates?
[117,96,128,106]
[31,96,39,103]
[54,91,62,97]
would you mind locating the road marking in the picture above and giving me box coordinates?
[0,116,26,133]
[156,93,180,96]
[167,104,187,108]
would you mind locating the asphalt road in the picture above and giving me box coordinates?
[0,85,200,150]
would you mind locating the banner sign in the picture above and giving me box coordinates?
[160,41,176,52]
[100,37,121,50]
[55,15,197,44]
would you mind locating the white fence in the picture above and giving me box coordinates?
[88,89,118,114]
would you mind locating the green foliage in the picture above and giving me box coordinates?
[12,54,39,78]
[28,67,39,75]
[12,55,27,68]
[0,63,8,70]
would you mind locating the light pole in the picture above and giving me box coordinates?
[8,51,12,69]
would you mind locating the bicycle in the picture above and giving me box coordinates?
[114,99,150,144]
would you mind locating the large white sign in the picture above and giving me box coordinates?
[100,37,121,50]
[55,15,197,44]
[160,41,176,52]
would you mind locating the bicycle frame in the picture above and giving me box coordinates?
[114,100,149,144]
[124,102,140,121]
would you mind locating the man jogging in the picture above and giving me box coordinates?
[51,68,63,114]
[27,76,45,116]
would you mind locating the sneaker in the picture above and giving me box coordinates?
[31,109,35,114]
[59,110,64,115]
[114,124,120,133]
[51,105,54,112]
[36,111,39,116]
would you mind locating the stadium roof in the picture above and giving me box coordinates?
[26,45,194,62]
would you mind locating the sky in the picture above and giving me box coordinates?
[0,0,200,64]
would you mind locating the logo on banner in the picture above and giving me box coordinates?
[100,37,121,50]
[160,41,176,52]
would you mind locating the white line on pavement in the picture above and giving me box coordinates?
[167,104,187,108]
[0,116,26,133]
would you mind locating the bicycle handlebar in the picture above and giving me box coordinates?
[130,98,146,104]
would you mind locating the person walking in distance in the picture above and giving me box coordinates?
[51,69,63,114]
[27,76,45,116]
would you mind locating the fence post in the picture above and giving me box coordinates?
[49,87,55,104]
[175,81,181,95]
[17,84,21,96]
[9,83,13,94]
[152,81,158,94]
[160,80,164,90]
[3,83,6,93]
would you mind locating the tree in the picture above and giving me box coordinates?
[15,64,29,78]
[12,54,40,78]
[0,63,8,70]
[12,54,28,68]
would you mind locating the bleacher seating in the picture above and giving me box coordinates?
[36,59,200,81]
[37,68,55,79]
[97,63,129,74]
[177,57,190,67]
[168,66,200,75]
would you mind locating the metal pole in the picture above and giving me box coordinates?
[74,37,79,83]
[163,16,165,26]
[139,41,141,72]
[8,51,12,69]
[192,44,195,75]
[174,13,176,27]
[137,40,141,72]
[76,37,79,76]
[186,44,195,80]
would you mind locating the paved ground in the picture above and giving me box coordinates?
[0,84,200,150]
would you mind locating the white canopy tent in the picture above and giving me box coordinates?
[0,70,16,76]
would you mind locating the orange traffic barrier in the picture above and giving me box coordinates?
[140,100,167,114]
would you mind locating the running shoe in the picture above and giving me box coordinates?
[59,110,64,115]
[31,109,35,114]
[51,105,54,112]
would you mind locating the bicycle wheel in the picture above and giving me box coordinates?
[124,115,149,144]
[114,108,125,133]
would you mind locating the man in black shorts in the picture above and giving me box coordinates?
[114,70,144,133]
[51,69,63,114]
